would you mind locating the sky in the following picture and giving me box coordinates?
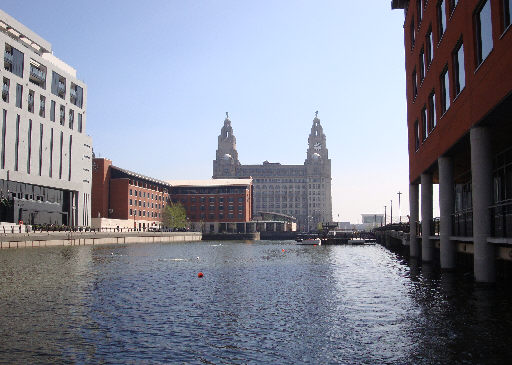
[2,0,438,223]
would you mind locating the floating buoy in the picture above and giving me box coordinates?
[282,249,285,252]
[198,272,204,278]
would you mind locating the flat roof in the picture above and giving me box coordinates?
[167,179,252,187]
[112,165,172,187]
[0,9,51,53]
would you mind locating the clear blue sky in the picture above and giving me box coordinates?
[3,1,426,223]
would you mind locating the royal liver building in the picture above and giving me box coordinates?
[213,113,332,231]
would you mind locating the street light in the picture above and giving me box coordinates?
[397,191,402,223]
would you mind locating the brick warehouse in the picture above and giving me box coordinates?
[92,158,170,230]
[392,0,512,281]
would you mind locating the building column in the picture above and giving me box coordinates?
[439,156,455,270]
[470,127,495,282]
[409,183,420,258]
[421,173,433,262]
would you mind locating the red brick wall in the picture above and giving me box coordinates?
[91,158,112,219]
[404,0,512,182]
[110,179,129,219]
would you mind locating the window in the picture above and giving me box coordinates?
[440,67,450,114]
[410,18,416,49]
[29,59,46,89]
[70,83,83,108]
[38,124,43,176]
[39,95,46,117]
[419,47,425,82]
[414,120,420,151]
[59,105,65,125]
[426,27,433,65]
[503,0,511,29]
[50,100,56,122]
[475,0,493,66]
[51,72,66,99]
[69,109,74,129]
[0,110,5,170]
[2,78,8,103]
[438,0,447,40]
[421,106,428,141]
[14,115,20,171]
[16,84,22,108]
[49,128,53,177]
[4,44,24,78]
[68,135,72,181]
[450,0,459,14]
[59,131,63,179]
[429,92,437,131]
[417,0,423,24]
[412,68,418,99]
[28,90,34,113]
[74,111,81,131]
[27,119,32,173]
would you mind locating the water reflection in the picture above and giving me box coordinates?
[0,241,511,364]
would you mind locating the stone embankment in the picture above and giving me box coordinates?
[0,231,202,249]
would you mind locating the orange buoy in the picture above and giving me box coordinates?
[198,272,204,278]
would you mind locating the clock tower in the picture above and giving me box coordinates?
[305,112,332,227]
[213,113,240,178]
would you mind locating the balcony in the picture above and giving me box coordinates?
[4,51,13,64]
[490,200,512,238]
[30,66,46,81]
[452,209,473,237]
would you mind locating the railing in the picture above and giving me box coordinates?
[30,66,46,81]
[490,200,512,238]
[4,51,13,63]
[452,209,473,237]
[430,217,440,236]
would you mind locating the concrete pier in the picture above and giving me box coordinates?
[439,156,455,269]
[421,173,433,262]
[409,183,420,258]
[471,127,495,282]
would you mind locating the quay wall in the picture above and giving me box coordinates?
[0,231,202,249]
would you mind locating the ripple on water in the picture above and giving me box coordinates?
[1,241,512,364]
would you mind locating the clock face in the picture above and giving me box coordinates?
[313,142,321,151]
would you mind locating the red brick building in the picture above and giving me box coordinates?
[392,0,512,282]
[168,179,253,233]
[92,158,170,230]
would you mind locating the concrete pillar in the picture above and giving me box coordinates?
[409,183,420,258]
[470,127,495,282]
[439,156,455,269]
[421,173,434,262]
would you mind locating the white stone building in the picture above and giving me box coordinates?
[213,112,332,231]
[0,10,92,226]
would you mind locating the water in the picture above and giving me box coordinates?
[1,241,511,364]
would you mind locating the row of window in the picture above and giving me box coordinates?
[129,179,168,193]
[189,204,245,212]
[129,188,166,201]
[174,196,244,204]
[190,212,242,220]
[129,209,161,218]
[1,109,72,180]
[2,76,83,132]
[3,42,84,107]
[129,199,163,210]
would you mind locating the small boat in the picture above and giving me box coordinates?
[347,238,365,245]
[297,238,322,245]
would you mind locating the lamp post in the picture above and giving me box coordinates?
[397,191,402,223]
[384,205,387,226]
[390,200,393,225]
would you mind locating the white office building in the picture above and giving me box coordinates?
[0,9,92,226]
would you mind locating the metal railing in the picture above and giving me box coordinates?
[430,217,440,236]
[490,200,512,238]
[30,66,46,81]
[452,209,473,237]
